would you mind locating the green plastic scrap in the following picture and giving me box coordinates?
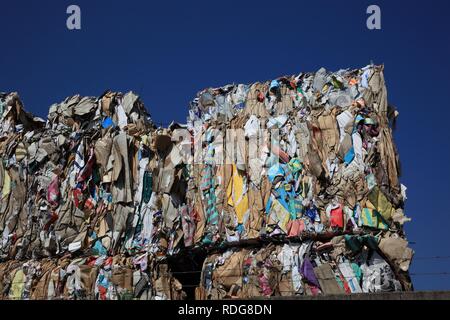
[344,234,379,253]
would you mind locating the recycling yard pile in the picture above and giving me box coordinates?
[0,65,414,300]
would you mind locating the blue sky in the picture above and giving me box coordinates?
[1,0,449,291]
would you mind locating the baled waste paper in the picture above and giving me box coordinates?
[0,65,413,299]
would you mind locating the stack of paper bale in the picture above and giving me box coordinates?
[188,65,413,299]
[0,91,185,300]
[0,64,413,300]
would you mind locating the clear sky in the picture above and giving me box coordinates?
[1,0,449,291]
